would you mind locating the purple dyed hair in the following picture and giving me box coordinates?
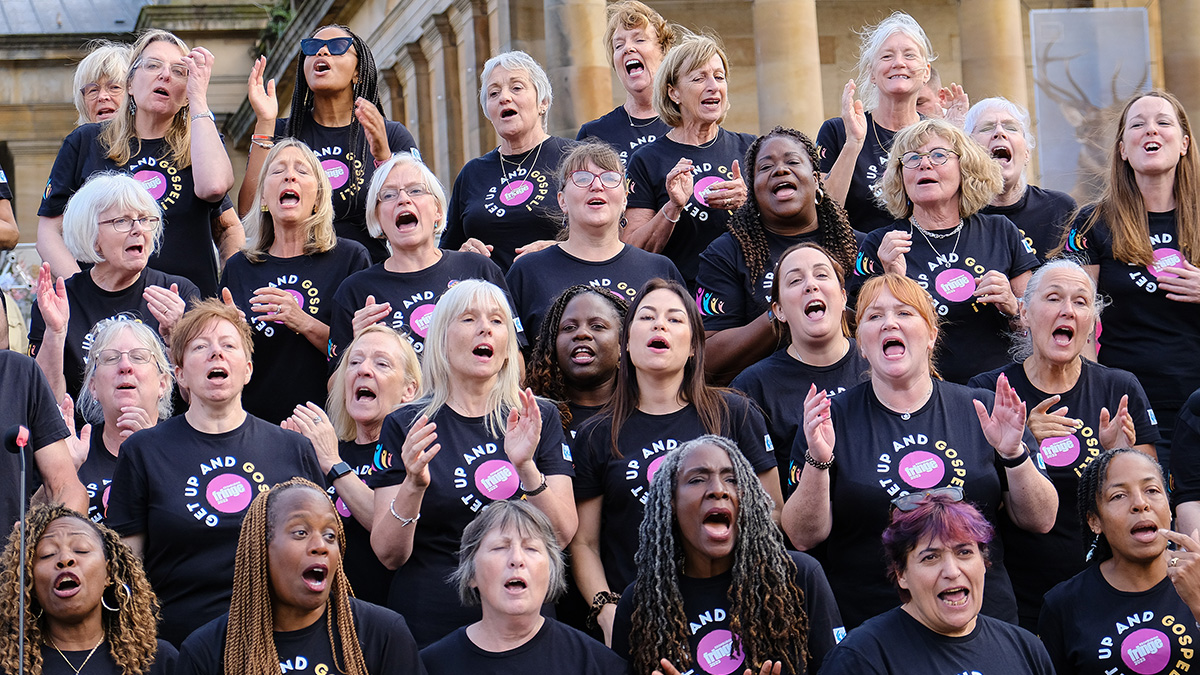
[882,493,993,602]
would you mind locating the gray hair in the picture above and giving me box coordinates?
[77,317,174,425]
[964,96,1036,151]
[1010,257,1107,362]
[364,153,448,240]
[479,51,553,132]
[63,171,163,265]
[72,41,132,126]
[855,12,936,112]
[450,500,567,606]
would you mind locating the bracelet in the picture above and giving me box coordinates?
[663,208,681,223]
[388,498,420,527]
[251,138,274,149]
[191,110,215,123]
[804,449,834,470]
[522,473,549,497]
[587,591,620,628]
[997,444,1031,469]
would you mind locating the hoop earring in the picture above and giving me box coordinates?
[815,187,824,205]
[101,594,119,612]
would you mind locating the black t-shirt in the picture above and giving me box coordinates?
[1039,564,1199,675]
[275,116,420,263]
[611,550,844,675]
[421,618,627,675]
[793,379,1040,628]
[37,640,177,675]
[176,598,425,675]
[221,240,370,424]
[28,268,200,401]
[968,360,1159,630]
[329,439,394,607]
[856,213,1038,384]
[981,185,1076,265]
[441,136,575,272]
[506,243,684,339]
[730,343,871,496]
[816,113,896,234]
[695,229,815,331]
[78,422,118,524]
[625,129,757,287]
[1170,388,1200,504]
[573,391,775,594]
[0,166,12,200]
[0,350,72,529]
[329,251,517,363]
[105,414,323,645]
[577,105,671,166]
[39,124,227,296]
[818,607,1053,675]
[1063,208,1200,453]
[366,398,574,647]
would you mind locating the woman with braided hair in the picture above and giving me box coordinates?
[611,435,842,675]
[0,503,175,675]
[175,478,424,675]
[241,24,418,262]
[697,127,860,384]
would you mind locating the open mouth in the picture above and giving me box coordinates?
[1051,325,1074,346]
[152,87,170,98]
[882,337,906,357]
[279,189,301,206]
[624,57,644,76]
[702,508,733,540]
[889,74,910,80]
[472,344,494,358]
[804,299,826,319]
[394,212,418,228]
[355,386,377,402]
[116,382,138,391]
[302,564,328,592]
[97,106,117,118]
[917,177,938,185]
[53,572,81,597]
[701,97,721,108]
[314,60,331,74]
[1144,142,1161,152]
[125,243,144,255]
[990,147,1012,162]
[938,587,969,607]
[586,197,607,206]
[504,577,528,591]
[771,180,797,197]
[1131,520,1159,543]
[500,108,518,119]
[647,336,670,351]
[207,367,229,381]
[570,344,596,364]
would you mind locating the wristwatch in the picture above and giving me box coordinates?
[997,444,1031,469]
[326,461,353,484]
[190,109,215,123]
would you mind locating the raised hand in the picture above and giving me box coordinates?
[247,55,279,122]
[401,414,440,489]
[974,373,1028,460]
[1027,394,1079,444]
[1099,394,1137,450]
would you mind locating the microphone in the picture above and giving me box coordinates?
[5,425,28,454]
[6,424,28,675]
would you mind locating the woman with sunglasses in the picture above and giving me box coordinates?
[30,172,197,405]
[242,25,417,263]
[38,29,237,297]
[783,273,1056,630]
[856,119,1036,384]
[506,142,682,339]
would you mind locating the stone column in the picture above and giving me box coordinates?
[1161,0,1200,114]
[398,43,436,175]
[753,0,823,135]
[959,0,1027,106]
[543,0,610,138]
[424,13,466,182]
[497,0,544,61]
[451,0,495,158]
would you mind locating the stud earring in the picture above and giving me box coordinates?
[261,203,269,213]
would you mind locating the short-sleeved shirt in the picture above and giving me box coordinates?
[816,112,896,234]
[105,414,323,645]
[275,116,420,263]
[39,124,227,296]
[441,136,575,272]
[793,379,1040,628]
[28,268,200,400]
[1040,564,1199,675]
[731,342,871,496]
[981,185,1076,264]
[221,241,370,423]
[1171,388,1200,505]
[856,212,1038,384]
[572,391,775,594]
[40,640,177,675]
[365,398,574,647]
[422,618,627,675]
[176,598,425,675]
[0,350,72,529]
[611,550,844,675]
[625,129,757,287]
[328,251,517,364]
[506,243,683,339]
[328,439,394,607]
[0,166,13,200]
[818,607,1053,675]
[577,105,671,165]
[78,422,118,524]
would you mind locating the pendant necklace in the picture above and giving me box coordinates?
[49,637,104,675]
[624,105,659,129]
[499,138,545,184]
[910,216,965,268]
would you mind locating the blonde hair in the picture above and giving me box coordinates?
[241,139,337,262]
[73,41,131,126]
[854,12,935,112]
[603,1,676,67]
[327,325,421,441]
[100,29,193,167]
[652,31,728,129]
[878,118,1001,219]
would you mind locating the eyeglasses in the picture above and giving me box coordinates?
[900,148,959,170]
[81,82,125,100]
[889,486,965,512]
[301,37,354,56]
[134,58,188,80]
[378,185,430,203]
[99,216,161,233]
[570,170,624,189]
[94,348,154,367]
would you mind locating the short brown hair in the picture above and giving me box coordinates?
[169,298,254,366]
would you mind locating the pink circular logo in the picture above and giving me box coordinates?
[1039,435,1081,467]
[335,496,351,518]
[934,269,976,302]
[322,159,350,189]
[898,450,945,489]
[500,180,535,206]
[1150,247,1184,279]
[646,456,666,486]
[1120,628,1171,674]
[409,304,436,338]
[694,629,744,675]
[206,474,253,514]
[474,459,520,500]
[133,170,167,200]
[693,176,723,207]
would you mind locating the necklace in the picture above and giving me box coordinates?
[910,216,965,267]
[49,637,104,675]
[623,105,659,129]
[498,138,545,185]
[871,116,892,155]
[880,380,934,421]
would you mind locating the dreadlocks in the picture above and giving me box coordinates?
[629,435,808,675]
[1077,447,1164,564]
[225,478,368,675]
[525,285,629,430]
[726,127,858,285]
[0,504,161,675]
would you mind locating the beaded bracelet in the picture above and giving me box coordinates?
[389,498,420,527]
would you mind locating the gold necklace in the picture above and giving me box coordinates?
[871,116,891,154]
[48,637,104,675]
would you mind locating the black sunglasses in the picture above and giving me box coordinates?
[889,486,965,512]
[301,37,354,56]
